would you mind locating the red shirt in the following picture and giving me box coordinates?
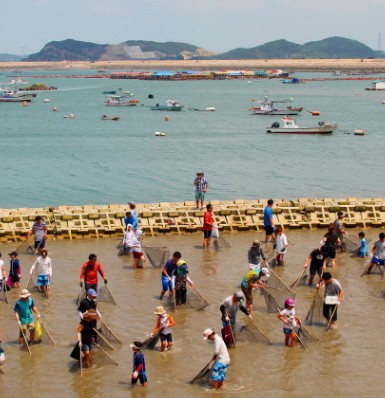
[203,211,214,231]
[80,261,106,284]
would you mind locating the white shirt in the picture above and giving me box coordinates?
[373,239,385,259]
[0,259,5,280]
[30,256,52,277]
[279,308,297,329]
[276,233,288,252]
[213,334,230,365]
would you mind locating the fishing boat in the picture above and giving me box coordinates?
[266,117,337,134]
[282,78,304,84]
[104,95,140,106]
[354,129,365,136]
[0,90,34,102]
[101,114,120,121]
[150,100,184,111]
[249,96,302,115]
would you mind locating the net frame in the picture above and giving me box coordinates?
[187,285,210,310]
[97,285,117,305]
[305,290,324,326]
[144,246,169,268]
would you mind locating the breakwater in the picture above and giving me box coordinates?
[1,198,384,242]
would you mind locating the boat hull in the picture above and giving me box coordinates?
[266,125,336,134]
[251,109,301,115]
[150,105,184,111]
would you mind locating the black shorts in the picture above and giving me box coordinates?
[160,333,173,343]
[203,230,212,239]
[310,264,323,276]
[264,225,275,235]
[325,246,336,259]
[35,239,45,249]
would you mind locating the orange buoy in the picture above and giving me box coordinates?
[164,116,170,121]
[311,111,320,116]
[22,101,28,107]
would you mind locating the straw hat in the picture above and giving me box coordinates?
[19,289,31,299]
[154,306,166,315]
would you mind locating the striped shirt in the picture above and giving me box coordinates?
[194,177,208,192]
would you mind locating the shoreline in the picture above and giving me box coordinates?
[1,58,385,72]
[1,197,383,243]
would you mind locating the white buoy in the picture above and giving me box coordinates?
[154,131,166,136]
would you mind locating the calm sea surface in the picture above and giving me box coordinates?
[1,70,385,209]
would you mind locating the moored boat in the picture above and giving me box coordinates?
[101,114,120,121]
[249,96,302,115]
[104,95,140,106]
[150,99,184,111]
[266,117,337,134]
[0,90,34,102]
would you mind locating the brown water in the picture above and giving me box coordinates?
[1,229,385,397]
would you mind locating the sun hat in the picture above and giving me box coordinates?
[234,291,245,302]
[86,289,97,297]
[203,328,214,340]
[261,267,270,278]
[154,306,166,315]
[285,298,296,307]
[19,289,31,298]
[130,341,143,349]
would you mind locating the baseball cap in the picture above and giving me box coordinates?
[261,267,270,277]
[87,289,97,297]
[202,328,214,340]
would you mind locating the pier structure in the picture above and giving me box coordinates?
[0,198,384,243]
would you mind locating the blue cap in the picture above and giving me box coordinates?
[87,289,97,297]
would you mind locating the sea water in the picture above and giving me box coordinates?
[1,70,384,209]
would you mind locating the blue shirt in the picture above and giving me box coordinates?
[162,259,176,277]
[133,351,146,372]
[124,215,138,229]
[14,297,35,325]
[359,238,368,255]
[263,206,273,226]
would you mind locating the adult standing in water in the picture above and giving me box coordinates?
[202,328,230,390]
[194,172,208,210]
[79,253,107,292]
[26,216,48,254]
[76,309,98,368]
[159,251,179,300]
[248,240,269,271]
[318,272,343,330]
[202,203,214,249]
[263,199,275,243]
[333,211,346,252]
[29,249,52,298]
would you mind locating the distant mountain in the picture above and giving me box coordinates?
[20,36,384,62]
[0,53,24,62]
[23,39,217,62]
[216,37,379,59]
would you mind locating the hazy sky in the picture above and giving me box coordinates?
[1,0,384,55]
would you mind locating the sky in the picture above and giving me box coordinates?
[1,0,384,55]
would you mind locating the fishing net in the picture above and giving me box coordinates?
[93,328,115,351]
[262,268,296,311]
[361,259,384,276]
[237,319,272,344]
[187,285,210,310]
[189,362,212,384]
[142,332,160,350]
[295,325,319,342]
[144,246,169,268]
[0,283,8,303]
[97,285,117,305]
[344,237,358,253]
[305,290,324,326]
[289,268,308,289]
[97,320,122,346]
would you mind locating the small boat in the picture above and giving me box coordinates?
[249,96,302,115]
[188,106,216,112]
[365,81,385,91]
[43,98,50,103]
[5,78,28,85]
[64,113,75,118]
[0,91,34,102]
[101,114,120,121]
[103,90,116,95]
[154,131,166,136]
[104,95,140,106]
[150,100,184,111]
[354,130,365,136]
[282,77,303,84]
[266,117,337,134]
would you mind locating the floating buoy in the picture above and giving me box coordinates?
[354,129,365,136]
[52,106,57,112]
[154,131,166,136]
[164,116,170,121]
[22,101,28,107]
[311,111,320,116]
[43,98,50,103]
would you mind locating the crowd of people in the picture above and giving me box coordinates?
[1,187,385,390]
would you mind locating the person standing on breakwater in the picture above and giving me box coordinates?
[8,251,21,289]
[333,212,346,252]
[317,272,343,330]
[79,254,107,292]
[159,251,179,300]
[29,249,52,298]
[26,216,48,254]
[263,199,275,243]
[202,328,230,390]
[194,172,208,210]
[248,240,269,271]
[367,232,385,274]
[124,211,138,229]
[203,203,214,249]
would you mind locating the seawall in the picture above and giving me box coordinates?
[1,198,384,243]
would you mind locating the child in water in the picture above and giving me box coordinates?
[275,226,288,266]
[277,298,301,347]
[355,232,368,257]
[130,341,147,387]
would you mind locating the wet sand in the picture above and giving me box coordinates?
[1,58,385,72]
[1,229,385,396]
